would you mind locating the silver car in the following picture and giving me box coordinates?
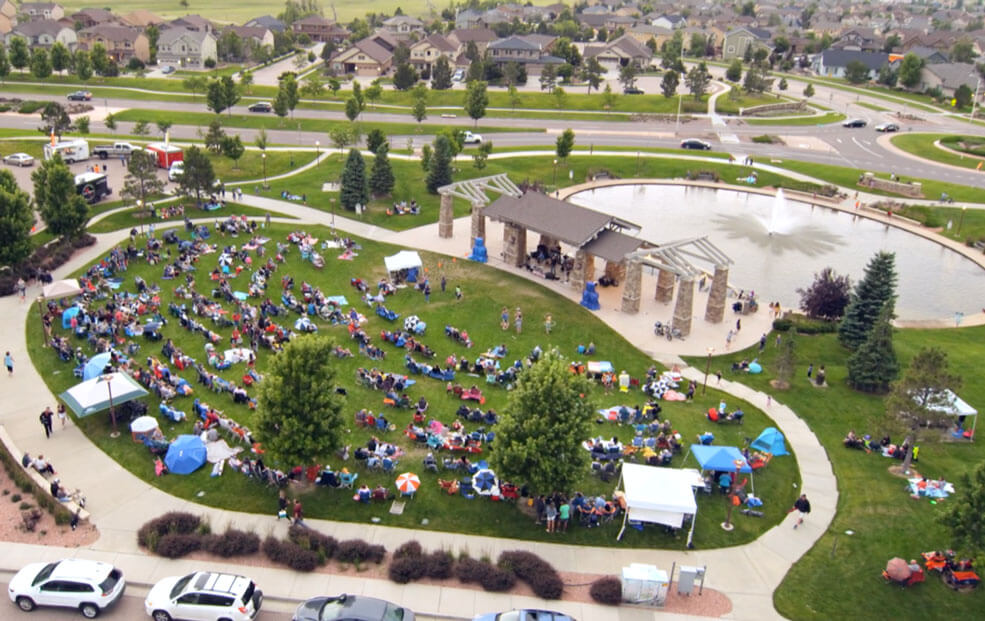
[4,153,35,167]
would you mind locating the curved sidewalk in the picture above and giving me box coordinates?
[0,200,836,620]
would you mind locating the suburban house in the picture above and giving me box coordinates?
[290,15,347,43]
[832,28,883,52]
[70,7,115,29]
[19,2,63,21]
[0,0,17,35]
[381,15,424,36]
[245,15,285,33]
[78,24,151,63]
[920,62,980,97]
[167,14,214,34]
[906,45,950,65]
[5,19,76,48]
[649,14,687,30]
[156,26,217,67]
[454,9,483,30]
[222,25,275,50]
[409,33,457,75]
[812,49,891,80]
[583,33,653,71]
[721,27,772,60]
[626,23,673,48]
[330,32,399,76]
[120,10,165,28]
[487,34,562,72]
[447,27,498,59]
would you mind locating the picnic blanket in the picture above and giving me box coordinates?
[326,295,349,306]
[223,348,253,364]
[205,438,242,463]
[908,478,955,499]
[598,405,632,421]
[587,361,614,374]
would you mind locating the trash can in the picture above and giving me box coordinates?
[677,565,705,595]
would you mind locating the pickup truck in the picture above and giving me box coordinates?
[91,142,138,159]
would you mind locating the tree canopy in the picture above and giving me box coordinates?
[489,350,594,493]
[255,335,347,466]
[369,141,395,197]
[340,148,368,210]
[555,128,575,160]
[426,134,453,194]
[464,80,489,127]
[797,267,852,321]
[941,460,985,556]
[838,251,897,349]
[121,150,166,208]
[32,157,89,238]
[846,306,898,394]
[0,169,35,265]
[176,146,216,206]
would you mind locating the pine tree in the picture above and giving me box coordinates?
[369,142,395,197]
[431,55,452,90]
[838,251,897,349]
[847,306,898,393]
[339,149,368,211]
[426,134,453,194]
[0,169,35,265]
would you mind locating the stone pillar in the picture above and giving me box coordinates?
[704,265,729,324]
[620,260,642,313]
[672,278,695,337]
[502,223,527,267]
[583,253,595,283]
[655,269,675,303]
[470,202,485,243]
[570,249,588,288]
[604,260,626,284]
[438,193,453,239]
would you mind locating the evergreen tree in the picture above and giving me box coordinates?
[426,134,453,194]
[489,350,594,493]
[661,70,679,98]
[339,149,368,211]
[431,55,452,90]
[32,157,89,238]
[392,63,418,90]
[847,306,898,393]
[838,251,897,349]
[204,119,226,153]
[366,128,386,155]
[0,45,10,83]
[803,83,815,98]
[0,169,35,265]
[941,460,985,556]
[207,80,227,114]
[369,141,394,197]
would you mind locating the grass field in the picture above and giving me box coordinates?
[27,222,797,548]
[744,112,846,126]
[890,133,984,171]
[683,327,985,619]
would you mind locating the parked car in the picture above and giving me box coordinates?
[623,87,644,95]
[161,65,176,75]
[145,571,262,621]
[874,122,900,132]
[452,69,466,82]
[168,161,184,182]
[8,558,126,618]
[293,594,414,621]
[67,90,92,101]
[680,138,711,150]
[3,152,35,167]
[248,102,273,113]
[463,130,483,144]
[474,610,576,621]
[842,118,867,128]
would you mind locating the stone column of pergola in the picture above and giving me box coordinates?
[672,278,695,336]
[704,265,729,324]
[470,202,485,242]
[620,259,642,313]
[438,194,454,239]
[571,249,595,288]
[503,223,527,267]
[655,269,675,303]
[604,260,626,283]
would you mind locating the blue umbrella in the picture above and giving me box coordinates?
[62,306,80,329]
[82,353,112,381]
[472,469,498,495]
[164,435,207,475]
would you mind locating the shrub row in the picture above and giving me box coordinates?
[335,538,386,565]
[263,536,321,572]
[589,575,622,605]
[452,556,516,591]
[498,550,564,600]
[0,234,96,295]
[387,540,455,584]
[773,316,838,334]
[137,511,202,552]
[288,524,336,560]
[260,528,385,572]
[203,529,260,558]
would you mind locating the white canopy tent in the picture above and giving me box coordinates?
[42,279,82,300]
[383,251,422,277]
[925,389,978,441]
[615,463,704,547]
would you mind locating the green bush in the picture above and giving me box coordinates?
[773,318,793,332]
[17,101,45,114]
[790,316,838,334]
[752,134,777,144]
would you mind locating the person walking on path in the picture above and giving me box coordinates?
[4,351,12,376]
[40,407,54,438]
[277,490,288,519]
[735,318,741,332]
[16,278,25,302]
[759,333,767,351]
[292,498,303,525]
[423,282,431,303]
[790,494,811,528]
[57,403,68,428]
[726,329,733,349]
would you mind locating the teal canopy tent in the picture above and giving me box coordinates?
[59,373,148,417]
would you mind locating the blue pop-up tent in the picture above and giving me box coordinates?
[751,427,789,456]
[82,353,112,380]
[164,435,207,475]
[62,306,81,329]
[688,445,752,473]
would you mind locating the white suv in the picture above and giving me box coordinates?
[145,572,262,621]
[8,558,125,618]
[168,161,184,181]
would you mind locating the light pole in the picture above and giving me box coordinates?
[136,199,143,235]
[702,346,714,394]
[315,140,320,163]
[959,206,967,235]
[261,151,268,190]
[552,158,558,188]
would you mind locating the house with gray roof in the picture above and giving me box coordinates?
[920,62,980,97]
[721,27,772,61]
[5,18,75,49]
[812,49,891,80]
[157,27,217,68]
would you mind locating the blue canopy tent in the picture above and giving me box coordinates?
[59,373,149,417]
[82,353,112,381]
[751,427,789,456]
[164,435,207,475]
[686,444,754,492]
[61,306,80,329]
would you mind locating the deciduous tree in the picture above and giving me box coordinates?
[464,80,488,127]
[50,42,70,75]
[941,460,985,556]
[431,55,452,90]
[555,128,575,160]
[661,70,679,98]
[32,157,89,238]
[176,146,216,206]
[0,169,35,265]
[255,336,347,466]
[38,102,72,138]
[797,267,852,320]
[121,150,166,209]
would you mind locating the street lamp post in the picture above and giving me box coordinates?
[702,346,714,394]
[261,152,268,190]
[959,206,967,235]
[136,199,143,235]
[315,140,320,163]
[552,158,558,188]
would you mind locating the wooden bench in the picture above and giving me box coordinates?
[0,425,89,522]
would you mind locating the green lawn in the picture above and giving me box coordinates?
[896,204,985,245]
[856,101,891,112]
[682,327,985,619]
[715,92,794,115]
[27,223,796,549]
[890,133,984,171]
[86,201,293,234]
[745,112,846,126]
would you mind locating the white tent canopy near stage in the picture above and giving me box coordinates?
[615,463,704,547]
